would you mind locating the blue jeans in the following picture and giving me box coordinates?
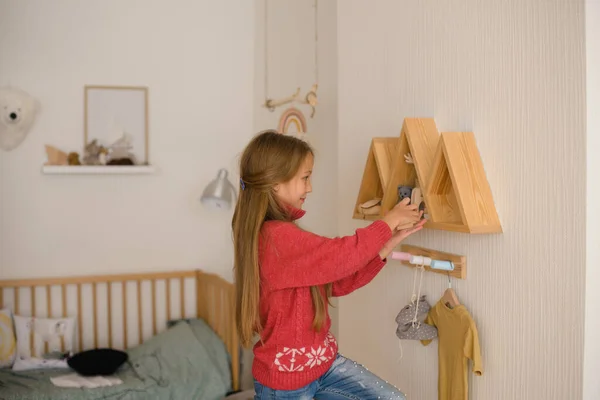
[253,353,406,399]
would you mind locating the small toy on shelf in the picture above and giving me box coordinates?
[79,133,138,166]
[410,187,429,220]
[397,186,413,203]
[44,145,68,165]
[67,152,81,165]
[107,158,134,165]
[411,187,422,206]
[357,198,382,216]
[420,202,428,219]
[82,139,103,165]
[107,133,137,165]
[98,147,109,165]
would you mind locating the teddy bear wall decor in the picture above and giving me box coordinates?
[0,86,40,151]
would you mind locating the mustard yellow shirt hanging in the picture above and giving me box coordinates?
[421,301,483,400]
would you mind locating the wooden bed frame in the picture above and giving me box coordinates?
[0,269,240,391]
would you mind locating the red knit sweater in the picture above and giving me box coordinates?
[252,207,393,390]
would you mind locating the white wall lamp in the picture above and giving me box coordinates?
[200,168,237,210]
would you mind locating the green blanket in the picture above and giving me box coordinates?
[0,320,232,400]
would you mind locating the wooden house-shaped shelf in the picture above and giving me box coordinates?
[353,118,440,220]
[351,137,398,221]
[353,118,502,234]
[424,131,502,233]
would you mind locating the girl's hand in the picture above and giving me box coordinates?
[379,217,427,260]
[382,198,420,231]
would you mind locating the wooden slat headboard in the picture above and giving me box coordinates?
[0,269,239,391]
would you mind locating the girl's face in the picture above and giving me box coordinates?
[274,154,313,209]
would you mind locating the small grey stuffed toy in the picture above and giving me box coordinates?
[397,185,413,203]
[395,295,438,341]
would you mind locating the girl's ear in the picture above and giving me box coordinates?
[273,184,280,192]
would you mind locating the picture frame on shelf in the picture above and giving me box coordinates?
[84,85,149,165]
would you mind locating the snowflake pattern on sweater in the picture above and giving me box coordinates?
[273,332,337,372]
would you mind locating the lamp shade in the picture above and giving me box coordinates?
[200,168,237,210]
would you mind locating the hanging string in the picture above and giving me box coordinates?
[398,335,404,361]
[410,263,418,304]
[264,0,270,106]
[399,262,425,362]
[263,0,318,109]
[411,263,425,328]
[313,0,318,86]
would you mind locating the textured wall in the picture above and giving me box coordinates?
[584,1,600,398]
[336,1,586,399]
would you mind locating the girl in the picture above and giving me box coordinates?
[232,130,426,399]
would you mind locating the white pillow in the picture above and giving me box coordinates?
[12,356,69,371]
[13,315,76,361]
[0,308,17,368]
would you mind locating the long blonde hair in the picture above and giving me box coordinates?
[232,130,332,347]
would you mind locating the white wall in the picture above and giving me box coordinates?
[0,0,255,281]
[253,0,339,332]
[336,1,586,399]
[584,1,600,398]
[253,0,338,239]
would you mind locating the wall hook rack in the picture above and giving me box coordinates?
[391,251,455,271]
[391,244,466,280]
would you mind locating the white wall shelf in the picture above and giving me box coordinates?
[41,165,156,175]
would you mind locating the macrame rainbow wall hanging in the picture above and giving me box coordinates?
[278,107,307,135]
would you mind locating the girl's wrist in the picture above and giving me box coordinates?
[379,245,392,260]
[380,236,403,259]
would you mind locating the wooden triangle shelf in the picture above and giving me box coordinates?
[353,118,440,221]
[424,131,502,233]
[352,138,397,220]
[353,118,502,234]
